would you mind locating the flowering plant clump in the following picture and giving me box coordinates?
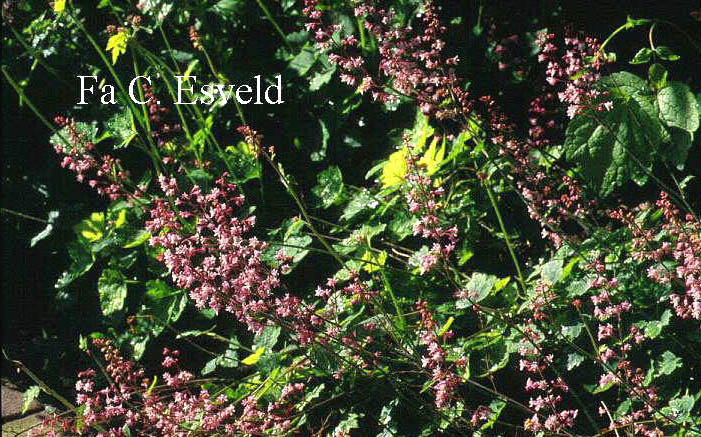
[146,174,283,332]
[3,1,701,436]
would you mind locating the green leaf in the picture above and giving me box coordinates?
[123,229,151,248]
[341,190,377,222]
[629,47,652,64]
[334,412,362,435]
[658,82,700,133]
[663,395,696,422]
[437,317,454,337]
[645,309,672,339]
[493,276,511,292]
[479,399,506,431]
[479,339,510,376]
[565,72,667,196]
[201,358,217,375]
[106,32,127,65]
[567,279,589,297]
[223,142,262,183]
[615,399,632,419]
[656,350,682,376]
[625,16,652,29]
[311,166,343,209]
[590,380,616,394]
[541,259,563,284]
[143,280,186,324]
[53,0,66,12]
[105,110,136,149]
[170,295,188,322]
[309,64,336,91]
[389,211,416,241]
[241,346,265,365]
[567,353,585,370]
[209,0,245,18]
[361,250,387,272]
[268,234,312,271]
[288,46,317,76]
[21,386,40,414]
[97,269,128,316]
[648,63,667,89]
[55,240,95,289]
[255,325,281,349]
[655,46,680,61]
[460,273,498,304]
[281,0,295,11]
[109,251,137,270]
[203,344,239,374]
[74,212,105,243]
[561,323,583,341]
[665,128,693,170]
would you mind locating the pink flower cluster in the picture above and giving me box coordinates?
[487,30,610,248]
[146,173,288,333]
[314,271,378,308]
[587,260,632,322]
[302,0,371,92]
[517,325,578,433]
[415,299,465,409]
[303,0,469,119]
[580,260,665,437]
[536,30,612,119]
[38,339,306,436]
[140,83,182,148]
[52,116,131,200]
[475,92,593,248]
[147,172,383,375]
[529,280,557,321]
[403,139,457,274]
[612,192,701,322]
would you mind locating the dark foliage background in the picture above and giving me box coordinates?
[2,1,700,434]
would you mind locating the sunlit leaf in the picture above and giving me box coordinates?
[53,0,66,13]
[21,386,40,414]
[98,269,128,316]
[380,148,408,188]
[241,346,265,365]
[361,250,386,272]
[74,212,105,243]
[106,32,128,65]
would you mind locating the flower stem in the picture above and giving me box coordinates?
[483,179,526,295]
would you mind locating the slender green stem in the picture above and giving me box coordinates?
[648,22,657,51]
[68,7,162,162]
[0,207,48,224]
[8,24,69,85]
[253,0,291,50]
[2,66,71,149]
[130,54,164,175]
[3,352,107,433]
[598,23,627,53]
[264,155,345,267]
[200,46,247,126]
[380,269,406,330]
[483,179,526,294]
